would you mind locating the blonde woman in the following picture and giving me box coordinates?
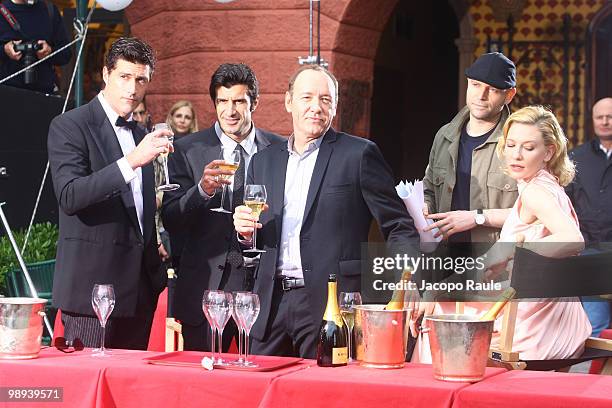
[412,106,591,362]
[166,100,198,138]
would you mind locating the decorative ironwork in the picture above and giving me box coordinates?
[486,14,584,146]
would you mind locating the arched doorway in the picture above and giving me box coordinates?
[370,0,461,182]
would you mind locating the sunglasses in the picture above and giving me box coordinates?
[53,337,84,353]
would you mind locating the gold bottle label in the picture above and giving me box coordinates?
[332,347,348,364]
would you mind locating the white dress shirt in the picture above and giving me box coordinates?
[276,135,323,279]
[97,93,144,234]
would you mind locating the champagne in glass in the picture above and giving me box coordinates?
[234,292,260,367]
[154,123,179,192]
[243,185,267,253]
[210,147,241,214]
[338,291,362,363]
[91,284,115,357]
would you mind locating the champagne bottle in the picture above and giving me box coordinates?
[316,274,348,367]
[479,287,516,321]
[385,268,413,310]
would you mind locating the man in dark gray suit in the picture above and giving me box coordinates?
[233,65,419,358]
[162,63,283,351]
[48,37,169,349]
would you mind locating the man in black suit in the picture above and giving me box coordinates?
[162,63,283,351]
[233,65,419,358]
[48,37,169,349]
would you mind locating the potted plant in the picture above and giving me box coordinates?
[0,222,58,297]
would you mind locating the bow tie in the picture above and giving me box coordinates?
[115,116,138,131]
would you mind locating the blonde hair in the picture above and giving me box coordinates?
[166,100,199,135]
[497,105,575,186]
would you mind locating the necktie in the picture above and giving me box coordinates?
[226,144,247,271]
[231,144,246,211]
[115,116,138,131]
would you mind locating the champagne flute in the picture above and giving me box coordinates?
[215,292,233,366]
[202,290,219,362]
[243,185,267,253]
[339,291,362,363]
[231,291,249,365]
[234,292,260,367]
[210,147,241,213]
[91,284,115,357]
[154,123,179,192]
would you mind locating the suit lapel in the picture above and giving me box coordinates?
[271,143,289,243]
[303,129,336,223]
[136,126,154,244]
[87,98,143,241]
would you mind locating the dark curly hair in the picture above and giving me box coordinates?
[209,63,259,109]
[104,37,156,78]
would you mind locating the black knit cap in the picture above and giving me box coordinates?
[465,52,516,89]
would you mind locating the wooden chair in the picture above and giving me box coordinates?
[489,246,612,372]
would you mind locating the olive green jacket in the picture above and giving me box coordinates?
[423,106,518,243]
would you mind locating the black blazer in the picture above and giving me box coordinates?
[161,126,284,326]
[248,128,419,341]
[47,97,162,317]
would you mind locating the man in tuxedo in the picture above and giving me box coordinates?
[161,63,283,351]
[48,37,169,349]
[233,65,419,358]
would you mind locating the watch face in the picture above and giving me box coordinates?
[475,214,486,225]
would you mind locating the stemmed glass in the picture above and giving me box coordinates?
[210,147,241,213]
[234,292,260,367]
[243,185,267,253]
[154,123,179,192]
[204,290,232,365]
[91,284,115,357]
[339,292,362,363]
[231,291,249,365]
[202,290,219,363]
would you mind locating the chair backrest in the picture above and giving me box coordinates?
[511,247,612,299]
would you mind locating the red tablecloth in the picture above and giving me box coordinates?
[258,363,506,408]
[452,370,612,408]
[0,348,311,408]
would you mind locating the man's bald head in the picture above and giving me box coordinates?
[593,97,612,141]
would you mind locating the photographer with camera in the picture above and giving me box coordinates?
[0,0,71,94]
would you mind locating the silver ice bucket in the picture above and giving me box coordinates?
[0,297,47,359]
[424,314,493,382]
[354,304,409,368]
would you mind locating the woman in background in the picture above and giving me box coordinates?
[166,100,198,139]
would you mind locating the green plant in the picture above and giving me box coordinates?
[0,222,58,294]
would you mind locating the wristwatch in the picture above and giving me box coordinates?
[474,209,486,226]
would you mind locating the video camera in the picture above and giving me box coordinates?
[13,40,42,85]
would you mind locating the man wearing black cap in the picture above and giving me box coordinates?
[422,52,518,244]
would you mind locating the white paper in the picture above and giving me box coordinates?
[396,179,442,248]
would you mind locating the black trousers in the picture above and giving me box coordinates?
[250,283,318,359]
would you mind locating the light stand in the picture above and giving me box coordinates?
[298,0,328,67]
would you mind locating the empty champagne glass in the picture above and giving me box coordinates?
[243,185,267,253]
[154,123,179,192]
[202,290,219,362]
[91,284,115,357]
[231,291,249,365]
[339,291,362,363]
[210,147,241,213]
[205,290,232,365]
[234,292,260,367]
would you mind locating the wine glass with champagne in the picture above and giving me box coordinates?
[91,284,115,357]
[210,147,241,213]
[154,123,179,192]
[339,291,362,363]
[243,184,267,253]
